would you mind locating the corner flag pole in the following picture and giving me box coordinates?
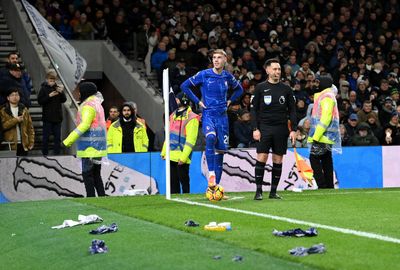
[162,69,171,200]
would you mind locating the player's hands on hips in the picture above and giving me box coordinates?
[289,131,296,146]
[198,101,206,109]
[253,129,261,141]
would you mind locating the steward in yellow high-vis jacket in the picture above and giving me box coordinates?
[162,94,199,194]
[63,82,107,197]
[107,102,149,153]
[308,76,341,189]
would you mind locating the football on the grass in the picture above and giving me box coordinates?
[205,185,224,201]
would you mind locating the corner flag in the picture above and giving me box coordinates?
[293,148,314,185]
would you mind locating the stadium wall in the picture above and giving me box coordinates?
[0,146,397,202]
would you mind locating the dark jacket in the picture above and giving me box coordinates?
[234,120,253,147]
[350,123,380,146]
[0,72,31,107]
[37,82,67,123]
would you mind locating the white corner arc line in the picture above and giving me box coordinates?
[171,198,400,244]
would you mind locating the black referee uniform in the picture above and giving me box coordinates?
[250,80,297,199]
[250,80,297,153]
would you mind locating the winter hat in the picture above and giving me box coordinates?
[176,92,189,106]
[79,82,97,102]
[319,75,333,90]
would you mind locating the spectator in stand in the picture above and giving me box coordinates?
[73,13,94,40]
[390,87,399,106]
[170,58,191,94]
[107,102,149,153]
[176,41,192,66]
[234,109,253,148]
[382,112,400,145]
[108,13,131,53]
[0,53,32,105]
[287,55,300,77]
[387,72,399,88]
[59,16,73,39]
[348,90,362,113]
[162,49,178,85]
[292,80,310,104]
[296,98,307,124]
[151,42,168,90]
[240,92,251,112]
[379,97,395,126]
[254,48,267,71]
[339,124,351,146]
[143,22,159,76]
[377,79,392,105]
[339,80,350,100]
[0,88,34,156]
[349,123,379,146]
[348,68,360,92]
[0,64,31,107]
[251,70,264,85]
[357,100,379,125]
[106,106,119,131]
[93,9,108,40]
[345,113,359,138]
[356,80,370,104]
[37,70,67,156]
[241,50,257,72]
[366,112,383,142]
[369,62,385,88]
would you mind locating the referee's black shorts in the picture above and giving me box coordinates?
[256,124,289,155]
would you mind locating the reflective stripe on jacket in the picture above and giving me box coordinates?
[63,95,107,158]
[161,107,199,164]
[308,88,341,146]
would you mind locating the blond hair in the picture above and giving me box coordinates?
[212,49,227,57]
[46,69,57,80]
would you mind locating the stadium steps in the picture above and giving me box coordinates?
[0,6,47,156]
[129,59,160,90]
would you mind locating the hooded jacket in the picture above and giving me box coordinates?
[350,122,379,146]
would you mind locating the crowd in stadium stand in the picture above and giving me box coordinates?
[21,0,400,149]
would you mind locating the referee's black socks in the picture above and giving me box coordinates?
[270,163,283,195]
[255,161,266,192]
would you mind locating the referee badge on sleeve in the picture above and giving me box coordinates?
[264,95,272,105]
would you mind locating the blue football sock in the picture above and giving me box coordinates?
[205,134,216,172]
[215,153,224,184]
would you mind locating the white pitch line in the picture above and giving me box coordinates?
[171,198,400,244]
[285,190,400,196]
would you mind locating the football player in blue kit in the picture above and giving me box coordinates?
[181,49,243,189]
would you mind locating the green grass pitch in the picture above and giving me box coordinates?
[1,188,399,269]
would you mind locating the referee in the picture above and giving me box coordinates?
[250,58,297,200]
